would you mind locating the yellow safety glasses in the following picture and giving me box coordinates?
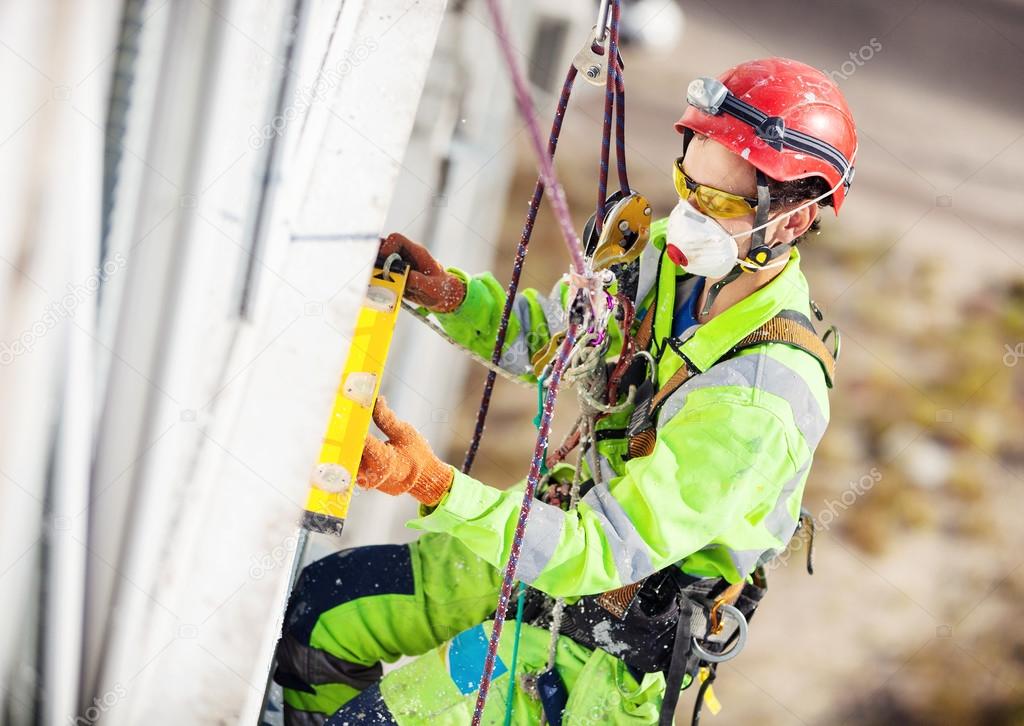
[672,157,759,219]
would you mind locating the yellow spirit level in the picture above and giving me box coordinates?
[302,259,408,535]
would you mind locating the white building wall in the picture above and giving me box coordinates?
[83,2,449,723]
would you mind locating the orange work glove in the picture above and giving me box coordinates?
[357,396,454,506]
[379,232,466,313]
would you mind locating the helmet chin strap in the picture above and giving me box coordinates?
[698,170,791,318]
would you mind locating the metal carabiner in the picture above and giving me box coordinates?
[594,0,612,42]
[572,26,609,86]
[691,604,748,663]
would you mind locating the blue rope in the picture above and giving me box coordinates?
[502,581,527,726]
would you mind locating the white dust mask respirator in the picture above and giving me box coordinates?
[665,197,813,278]
[664,201,783,279]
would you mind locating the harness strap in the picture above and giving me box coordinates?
[633,296,657,351]
[649,357,697,411]
[595,580,643,619]
[732,309,836,387]
[658,596,697,726]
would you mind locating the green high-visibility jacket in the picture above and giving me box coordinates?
[407,218,832,597]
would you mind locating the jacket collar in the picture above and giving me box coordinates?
[676,246,813,372]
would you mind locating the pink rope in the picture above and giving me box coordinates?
[484,0,586,276]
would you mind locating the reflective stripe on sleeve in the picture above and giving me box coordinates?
[515,500,566,583]
[580,483,657,586]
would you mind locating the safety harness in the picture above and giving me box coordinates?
[505,563,767,725]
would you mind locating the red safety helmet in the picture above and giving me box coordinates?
[675,57,857,214]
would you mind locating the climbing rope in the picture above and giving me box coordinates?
[537,332,618,725]
[462,0,630,474]
[503,580,528,726]
[471,326,579,725]
[538,414,591,726]
[461,63,578,473]
[470,1,629,722]
[596,0,628,233]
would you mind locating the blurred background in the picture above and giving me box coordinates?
[1,0,1022,724]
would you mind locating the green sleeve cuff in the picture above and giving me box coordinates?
[429,268,515,360]
[407,469,504,533]
[432,266,478,323]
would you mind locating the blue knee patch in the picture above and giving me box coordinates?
[285,545,415,643]
[447,624,507,696]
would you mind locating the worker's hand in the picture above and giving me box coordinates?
[379,233,466,313]
[357,396,454,506]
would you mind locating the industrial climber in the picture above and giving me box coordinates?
[273,57,857,725]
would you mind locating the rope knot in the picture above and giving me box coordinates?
[565,266,615,324]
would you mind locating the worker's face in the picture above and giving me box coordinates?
[680,134,815,261]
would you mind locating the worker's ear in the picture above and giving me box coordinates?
[772,205,816,245]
